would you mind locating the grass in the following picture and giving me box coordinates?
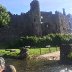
[28,47,60,57]
[0,47,60,58]
[0,49,20,57]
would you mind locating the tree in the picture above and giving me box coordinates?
[0,4,10,27]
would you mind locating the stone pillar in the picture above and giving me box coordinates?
[60,44,71,63]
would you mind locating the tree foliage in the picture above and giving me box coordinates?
[7,34,72,48]
[0,4,10,27]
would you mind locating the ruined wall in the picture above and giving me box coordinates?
[57,12,70,34]
[41,12,57,35]
[67,14,72,33]
[41,11,70,35]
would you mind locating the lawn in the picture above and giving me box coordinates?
[0,49,20,57]
[28,47,60,57]
[0,47,60,58]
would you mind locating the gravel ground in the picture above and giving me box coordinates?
[36,51,60,60]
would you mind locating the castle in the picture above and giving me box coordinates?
[0,0,72,44]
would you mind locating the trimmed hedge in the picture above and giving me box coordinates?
[8,34,72,48]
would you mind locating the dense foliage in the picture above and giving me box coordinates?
[8,34,72,48]
[0,4,10,27]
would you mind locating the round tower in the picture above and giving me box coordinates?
[30,0,42,36]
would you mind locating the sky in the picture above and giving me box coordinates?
[0,0,72,15]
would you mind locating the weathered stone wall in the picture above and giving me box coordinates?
[41,12,58,35]
[57,13,70,34]
[41,11,70,35]
[60,44,71,63]
[67,14,72,33]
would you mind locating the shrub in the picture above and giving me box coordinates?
[7,34,72,48]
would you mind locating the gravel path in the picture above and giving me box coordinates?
[36,51,60,60]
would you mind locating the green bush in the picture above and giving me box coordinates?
[7,34,72,48]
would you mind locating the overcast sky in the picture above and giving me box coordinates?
[0,0,72,15]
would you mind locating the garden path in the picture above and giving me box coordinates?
[36,51,60,60]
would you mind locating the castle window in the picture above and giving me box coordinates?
[34,18,36,22]
[46,25,48,27]
[63,27,65,30]
[41,16,43,19]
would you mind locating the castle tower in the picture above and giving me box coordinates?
[30,0,42,36]
[63,8,66,15]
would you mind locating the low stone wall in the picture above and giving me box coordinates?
[60,44,72,64]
